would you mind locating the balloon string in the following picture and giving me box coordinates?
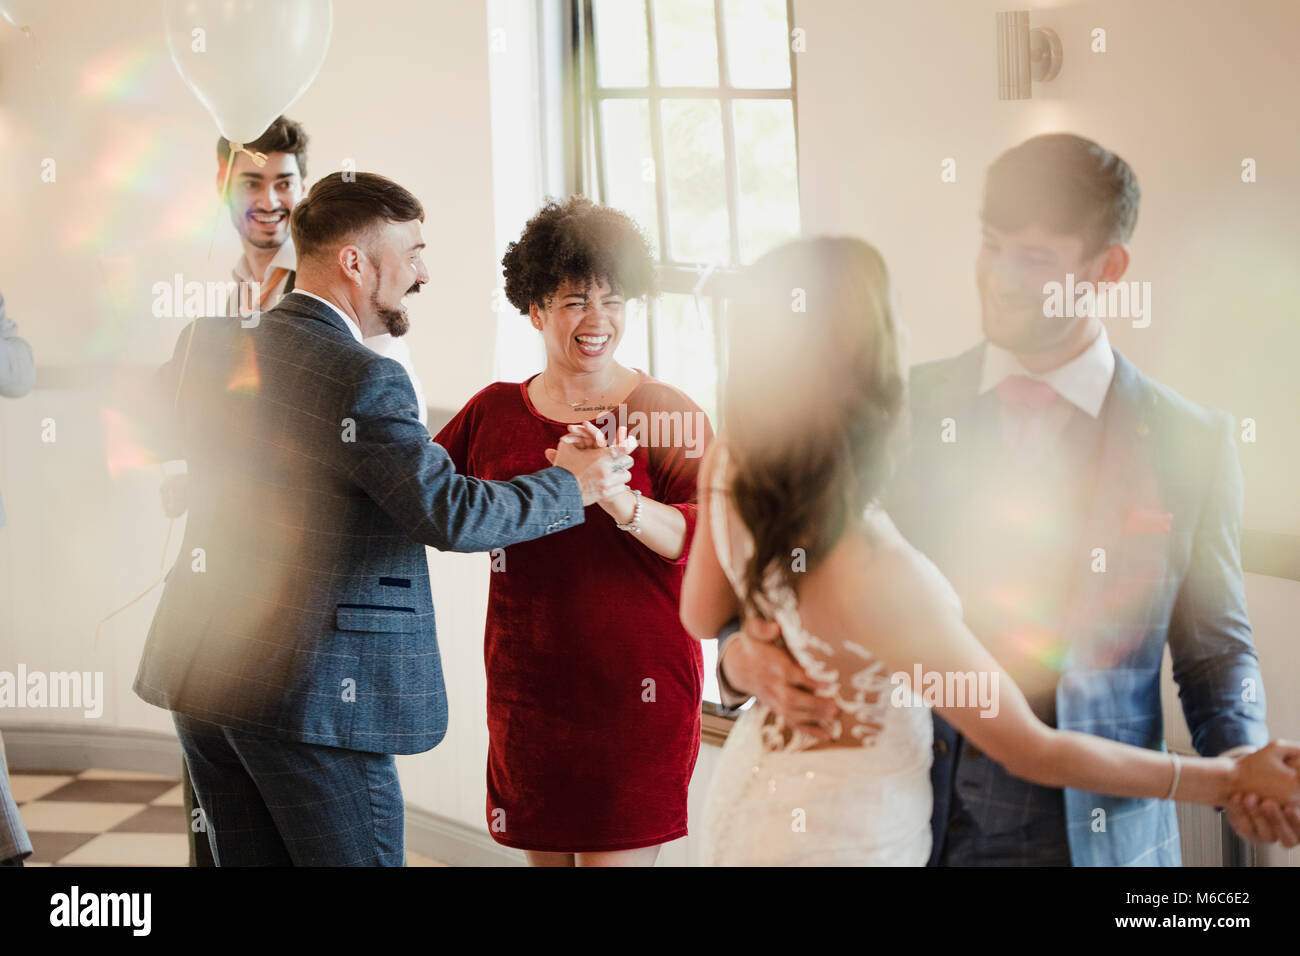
[97,279,199,643]
[95,320,189,645]
[93,518,173,647]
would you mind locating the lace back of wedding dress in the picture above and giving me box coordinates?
[708,444,892,753]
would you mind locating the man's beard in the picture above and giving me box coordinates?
[369,285,413,337]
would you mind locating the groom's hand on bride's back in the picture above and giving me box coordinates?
[545,433,637,506]
[722,617,839,742]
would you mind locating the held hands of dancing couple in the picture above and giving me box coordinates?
[718,614,1300,847]
[546,420,639,507]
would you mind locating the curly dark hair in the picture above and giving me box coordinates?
[502,196,657,313]
[723,237,905,619]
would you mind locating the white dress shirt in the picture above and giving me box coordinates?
[979,324,1116,453]
[232,238,297,303]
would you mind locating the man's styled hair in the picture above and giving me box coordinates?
[982,132,1140,255]
[502,196,657,313]
[217,115,310,178]
[290,172,425,261]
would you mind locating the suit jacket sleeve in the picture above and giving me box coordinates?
[1168,413,1268,757]
[0,314,36,398]
[339,356,586,553]
[714,618,752,713]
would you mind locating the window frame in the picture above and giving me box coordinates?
[582,0,800,275]
[571,0,800,372]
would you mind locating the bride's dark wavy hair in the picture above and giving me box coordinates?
[723,237,905,619]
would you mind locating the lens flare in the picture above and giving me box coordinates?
[100,406,158,478]
[78,46,162,102]
[227,336,260,395]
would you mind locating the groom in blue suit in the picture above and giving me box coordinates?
[716,133,1295,864]
[135,172,634,865]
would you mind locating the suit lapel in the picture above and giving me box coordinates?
[920,341,985,410]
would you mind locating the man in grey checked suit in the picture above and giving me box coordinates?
[134,172,634,866]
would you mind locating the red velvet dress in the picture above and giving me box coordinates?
[434,371,709,852]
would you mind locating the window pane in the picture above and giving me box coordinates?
[599,99,661,256]
[733,99,800,263]
[618,296,652,374]
[593,0,649,87]
[494,309,546,383]
[653,0,718,87]
[661,98,730,265]
[723,0,791,88]
[653,292,719,429]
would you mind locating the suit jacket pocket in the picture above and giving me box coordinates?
[336,604,419,633]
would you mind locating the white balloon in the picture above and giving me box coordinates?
[165,0,332,145]
[0,1,44,29]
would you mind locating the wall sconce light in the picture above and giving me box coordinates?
[996,11,1062,99]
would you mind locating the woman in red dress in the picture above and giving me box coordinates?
[435,197,711,866]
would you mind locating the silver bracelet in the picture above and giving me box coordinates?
[1164,751,1182,800]
[615,489,643,535]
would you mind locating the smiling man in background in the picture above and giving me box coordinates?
[213,115,427,420]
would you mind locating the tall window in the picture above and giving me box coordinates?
[577,0,801,711]
[580,0,800,426]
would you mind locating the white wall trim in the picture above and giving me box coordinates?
[404,804,525,867]
[2,723,184,776]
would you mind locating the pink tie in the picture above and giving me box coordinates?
[995,374,1059,410]
[995,375,1060,452]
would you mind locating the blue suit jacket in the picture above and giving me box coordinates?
[886,343,1268,866]
[133,293,586,754]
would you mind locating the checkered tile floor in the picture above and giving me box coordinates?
[10,768,189,866]
[10,768,444,866]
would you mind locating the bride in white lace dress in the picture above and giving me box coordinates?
[680,237,1300,867]
[698,441,950,865]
